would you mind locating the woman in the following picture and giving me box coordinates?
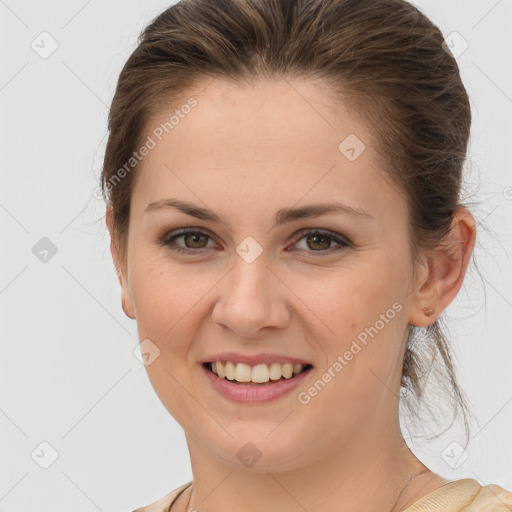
[101,0,512,510]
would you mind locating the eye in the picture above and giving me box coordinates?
[160,227,350,257]
[288,229,350,256]
[160,228,217,255]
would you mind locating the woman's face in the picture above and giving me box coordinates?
[115,77,427,470]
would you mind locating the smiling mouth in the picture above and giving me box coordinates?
[202,361,313,385]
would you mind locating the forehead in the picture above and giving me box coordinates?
[144,77,367,161]
[131,77,405,223]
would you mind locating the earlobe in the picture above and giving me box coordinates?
[408,206,476,327]
[121,295,136,320]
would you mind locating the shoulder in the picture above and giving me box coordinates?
[404,478,512,511]
[132,481,193,512]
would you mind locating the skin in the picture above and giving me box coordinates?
[106,77,476,512]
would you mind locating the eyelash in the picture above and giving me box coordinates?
[160,228,350,257]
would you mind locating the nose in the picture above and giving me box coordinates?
[211,254,290,338]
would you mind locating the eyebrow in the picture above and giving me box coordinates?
[145,198,374,227]
[144,198,374,227]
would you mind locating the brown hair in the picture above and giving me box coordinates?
[101,0,473,442]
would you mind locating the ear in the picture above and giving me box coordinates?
[409,206,476,327]
[105,206,135,319]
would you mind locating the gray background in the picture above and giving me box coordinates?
[1,0,511,510]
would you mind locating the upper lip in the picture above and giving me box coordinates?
[202,352,313,366]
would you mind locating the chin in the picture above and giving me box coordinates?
[200,427,313,473]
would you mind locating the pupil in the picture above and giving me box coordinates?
[186,233,206,248]
[309,234,329,250]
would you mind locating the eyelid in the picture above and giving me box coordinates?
[160,227,351,255]
[290,228,351,247]
[160,227,219,251]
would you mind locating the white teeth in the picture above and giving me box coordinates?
[225,361,236,380]
[234,363,252,382]
[282,363,293,379]
[209,361,307,384]
[269,362,282,380]
[216,361,226,378]
[293,363,303,375]
[252,363,270,383]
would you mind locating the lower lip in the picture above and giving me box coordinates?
[201,364,313,404]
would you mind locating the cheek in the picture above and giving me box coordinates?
[129,255,224,363]
[293,260,409,403]
[130,260,195,348]
[129,261,206,422]
[294,264,403,341]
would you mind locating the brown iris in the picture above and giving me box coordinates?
[305,233,331,251]
[183,232,209,249]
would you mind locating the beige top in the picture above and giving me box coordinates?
[133,478,512,511]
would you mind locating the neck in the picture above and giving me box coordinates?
[183,417,429,512]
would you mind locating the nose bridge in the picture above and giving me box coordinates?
[225,251,272,310]
[212,249,289,334]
